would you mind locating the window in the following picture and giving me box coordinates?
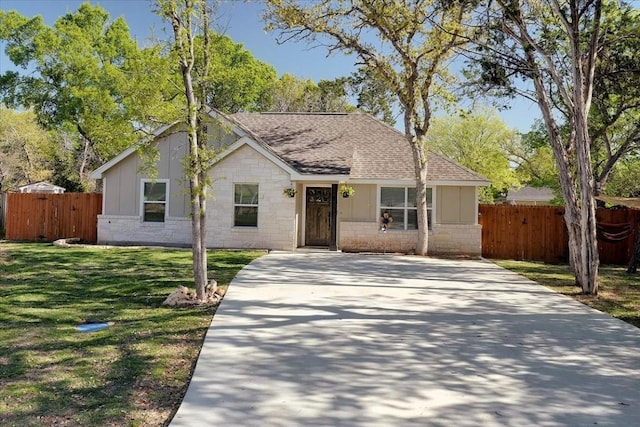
[234,183,259,227]
[379,186,433,230]
[142,180,168,222]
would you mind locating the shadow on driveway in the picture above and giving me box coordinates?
[171,253,640,426]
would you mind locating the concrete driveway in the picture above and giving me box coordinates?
[171,252,640,426]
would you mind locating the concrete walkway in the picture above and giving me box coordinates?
[171,252,640,426]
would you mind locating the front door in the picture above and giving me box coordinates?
[305,187,332,246]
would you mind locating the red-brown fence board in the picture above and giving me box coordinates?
[597,208,640,265]
[5,193,102,243]
[479,204,640,265]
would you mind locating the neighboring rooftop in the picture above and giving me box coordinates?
[17,181,66,194]
[507,186,554,203]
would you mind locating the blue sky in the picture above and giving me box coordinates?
[0,0,540,131]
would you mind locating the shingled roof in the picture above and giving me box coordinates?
[230,112,488,183]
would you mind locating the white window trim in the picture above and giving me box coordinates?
[377,185,434,230]
[233,183,259,228]
[140,179,169,223]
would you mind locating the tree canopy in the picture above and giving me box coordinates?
[427,109,520,202]
[0,107,57,191]
[467,0,621,294]
[0,2,279,189]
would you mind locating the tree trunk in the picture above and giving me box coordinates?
[524,38,599,295]
[573,119,600,295]
[411,139,429,256]
[170,1,208,302]
[569,10,600,294]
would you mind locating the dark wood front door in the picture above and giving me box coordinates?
[305,187,332,246]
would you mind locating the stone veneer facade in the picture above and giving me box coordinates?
[205,145,297,250]
[97,145,298,250]
[339,221,482,255]
[97,215,192,247]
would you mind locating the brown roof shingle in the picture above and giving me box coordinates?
[230,112,488,183]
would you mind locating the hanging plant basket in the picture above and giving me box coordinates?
[340,185,355,198]
[283,188,297,198]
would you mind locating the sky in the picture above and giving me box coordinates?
[0,0,541,132]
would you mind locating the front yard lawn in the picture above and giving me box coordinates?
[495,260,640,328]
[0,243,262,426]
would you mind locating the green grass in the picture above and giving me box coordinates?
[0,243,262,426]
[495,260,640,327]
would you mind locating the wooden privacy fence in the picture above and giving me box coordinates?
[5,192,102,243]
[479,204,640,265]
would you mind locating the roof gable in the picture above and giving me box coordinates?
[91,109,489,185]
[18,181,66,193]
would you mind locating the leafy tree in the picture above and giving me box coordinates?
[267,73,312,111]
[348,66,397,126]
[469,0,613,294]
[589,5,640,196]
[154,0,217,302]
[604,157,640,198]
[0,107,57,191]
[317,77,353,112]
[427,109,520,203]
[486,5,639,202]
[265,73,352,112]
[511,120,559,190]
[0,4,160,182]
[194,32,277,113]
[0,2,277,191]
[265,0,473,255]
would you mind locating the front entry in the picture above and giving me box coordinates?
[305,187,332,246]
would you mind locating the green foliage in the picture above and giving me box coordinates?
[0,107,58,191]
[264,0,472,138]
[468,1,640,198]
[512,120,559,190]
[348,66,397,125]
[264,73,353,112]
[604,157,640,198]
[0,5,145,159]
[0,2,279,191]
[194,33,277,113]
[427,108,520,202]
[589,4,640,193]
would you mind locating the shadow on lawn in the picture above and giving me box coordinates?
[0,243,259,426]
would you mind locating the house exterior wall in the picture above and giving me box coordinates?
[429,224,482,255]
[437,186,476,224]
[338,184,481,255]
[102,131,190,217]
[338,222,481,255]
[99,143,296,249]
[206,144,297,250]
[97,215,192,246]
[96,127,482,254]
[339,184,377,221]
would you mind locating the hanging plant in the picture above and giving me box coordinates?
[340,185,355,198]
[283,187,297,198]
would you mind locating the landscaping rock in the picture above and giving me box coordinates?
[162,281,223,307]
[53,237,81,248]
[163,286,194,306]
